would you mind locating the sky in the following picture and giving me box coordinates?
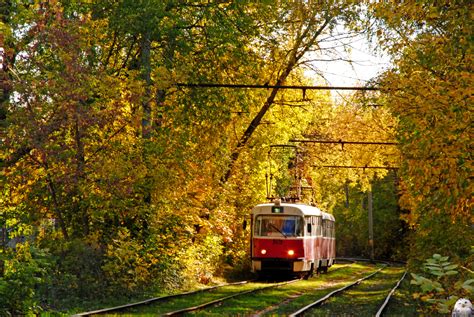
[303,28,392,97]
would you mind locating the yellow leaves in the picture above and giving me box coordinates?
[306,97,399,184]
[0,21,12,40]
[103,228,157,291]
[375,6,473,225]
[420,294,434,302]
[152,66,176,91]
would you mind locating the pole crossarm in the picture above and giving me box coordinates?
[176,83,379,91]
[314,165,399,170]
[290,139,398,145]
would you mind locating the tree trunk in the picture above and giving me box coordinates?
[46,174,69,239]
[140,31,152,139]
[222,16,331,182]
[73,109,88,236]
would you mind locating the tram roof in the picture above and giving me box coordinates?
[252,203,335,221]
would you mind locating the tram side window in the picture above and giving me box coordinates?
[322,219,328,237]
[325,221,334,238]
[315,216,322,236]
[313,217,318,236]
[310,216,317,236]
[254,218,261,235]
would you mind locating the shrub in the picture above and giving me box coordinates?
[101,228,153,294]
[0,242,51,315]
[182,235,224,285]
[42,238,105,308]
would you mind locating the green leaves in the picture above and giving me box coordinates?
[423,254,458,277]
[410,273,444,293]
[459,279,474,293]
[410,253,473,314]
[0,243,53,315]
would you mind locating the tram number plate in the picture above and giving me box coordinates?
[272,240,283,245]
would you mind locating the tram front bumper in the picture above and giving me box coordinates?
[252,258,311,272]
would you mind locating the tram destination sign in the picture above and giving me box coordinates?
[272,206,284,213]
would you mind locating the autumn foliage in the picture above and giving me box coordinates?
[0,1,471,314]
[370,1,473,262]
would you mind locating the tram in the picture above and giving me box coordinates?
[250,200,335,276]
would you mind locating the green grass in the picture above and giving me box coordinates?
[293,267,406,316]
[382,277,425,317]
[100,282,273,316]
[189,263,379,316]
[79,262,421,316]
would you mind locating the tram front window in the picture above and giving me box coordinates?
[254,216,303,237]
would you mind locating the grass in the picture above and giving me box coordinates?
[189,263,379,316]
[100,282,273,316]
[382,277,427,317]
[293,266,406,316]
[76,262,423,316]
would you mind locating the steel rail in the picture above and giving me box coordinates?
[289,266,386,317]
[248,261,359,317]
[375,270,408,317]
[71,280,250,316]
[162,279,301,316]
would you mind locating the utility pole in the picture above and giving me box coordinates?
[368,190,375,262]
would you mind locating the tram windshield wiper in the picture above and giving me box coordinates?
[269,223,288,238]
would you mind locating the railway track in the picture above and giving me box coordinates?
[71,280,253,316]
[273,263,407,316]
[73,259,407,316]
[289,266,386,316]
[163,278,301,316]
[72,279,302,316]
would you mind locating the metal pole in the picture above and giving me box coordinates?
[368,191,375,262]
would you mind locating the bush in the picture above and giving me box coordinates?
[0,242,51,315]
[182,235,224,285]
[408,211,473,267]
[42,238,105,308]
[101,228,153,294]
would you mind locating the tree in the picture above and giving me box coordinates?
[368,1,473,261]
[222,1,365,182]
[332,172,407,260]
[2,1,314,308]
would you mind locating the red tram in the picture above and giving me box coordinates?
[250,201,335,276]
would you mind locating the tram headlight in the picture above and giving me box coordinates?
[261,249,267,255]
[288,250,295,256]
